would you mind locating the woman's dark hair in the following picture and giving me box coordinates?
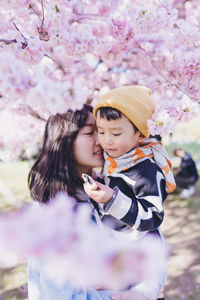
[97,107,139,133]
[28,104,93,203]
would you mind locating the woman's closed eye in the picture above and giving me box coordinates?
[84,131,94,136]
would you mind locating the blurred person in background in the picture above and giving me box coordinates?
[173,148,199,199]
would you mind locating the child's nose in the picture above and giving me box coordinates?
[104,134,113,145]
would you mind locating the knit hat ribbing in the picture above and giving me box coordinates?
[93,85,155,138]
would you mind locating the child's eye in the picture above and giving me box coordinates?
[113,133,121,136]
[98,131,104,135]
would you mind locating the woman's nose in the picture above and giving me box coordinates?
[94,131,100,145]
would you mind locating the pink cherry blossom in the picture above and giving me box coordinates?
[0,0,199,159]
[0,192,166,289]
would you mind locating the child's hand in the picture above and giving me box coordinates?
[83,181,114,204]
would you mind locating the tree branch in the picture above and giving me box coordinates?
[28,3,42,21]
[13,22,28,49]
[40,0,45,31]
[0,39,17,45]
[27,105,46,121]
[133,36,199,101]
[70,7,101,23]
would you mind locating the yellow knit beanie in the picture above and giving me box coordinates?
[93,85,155,138]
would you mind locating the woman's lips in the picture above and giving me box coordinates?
[94,150,103,156]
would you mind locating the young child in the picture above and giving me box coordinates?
[84,85,176,300]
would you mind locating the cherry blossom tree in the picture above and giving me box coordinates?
[0,192,166,289]
[0,0,200,158]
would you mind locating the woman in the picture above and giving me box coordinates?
[28,104,150,300]
[28,105,104,203]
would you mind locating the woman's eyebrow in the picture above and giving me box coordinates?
[84,124,94,128]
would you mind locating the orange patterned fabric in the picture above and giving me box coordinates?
[131,148,146,163]
[103,141,176,193]
[106,157,117,175]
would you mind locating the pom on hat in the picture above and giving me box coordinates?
[93,85,155,138]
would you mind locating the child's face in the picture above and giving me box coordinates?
[96,111,144,158]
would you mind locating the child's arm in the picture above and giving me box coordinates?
[82,163,167,233]
[105,170,166,231]
[102,163,167,232]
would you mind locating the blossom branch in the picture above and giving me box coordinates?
[40,0,45,31]
[44,53,67,75]
[133,36,198,101]
[13,22,28,49]
[70,7,101,23]
[27,105,46,122]
[37,0,49,41]
[28,3,42,21]
[0,38,17,45]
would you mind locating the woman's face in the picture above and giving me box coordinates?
[73,112,104,175]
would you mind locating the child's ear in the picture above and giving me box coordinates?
[138,134,145,144]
